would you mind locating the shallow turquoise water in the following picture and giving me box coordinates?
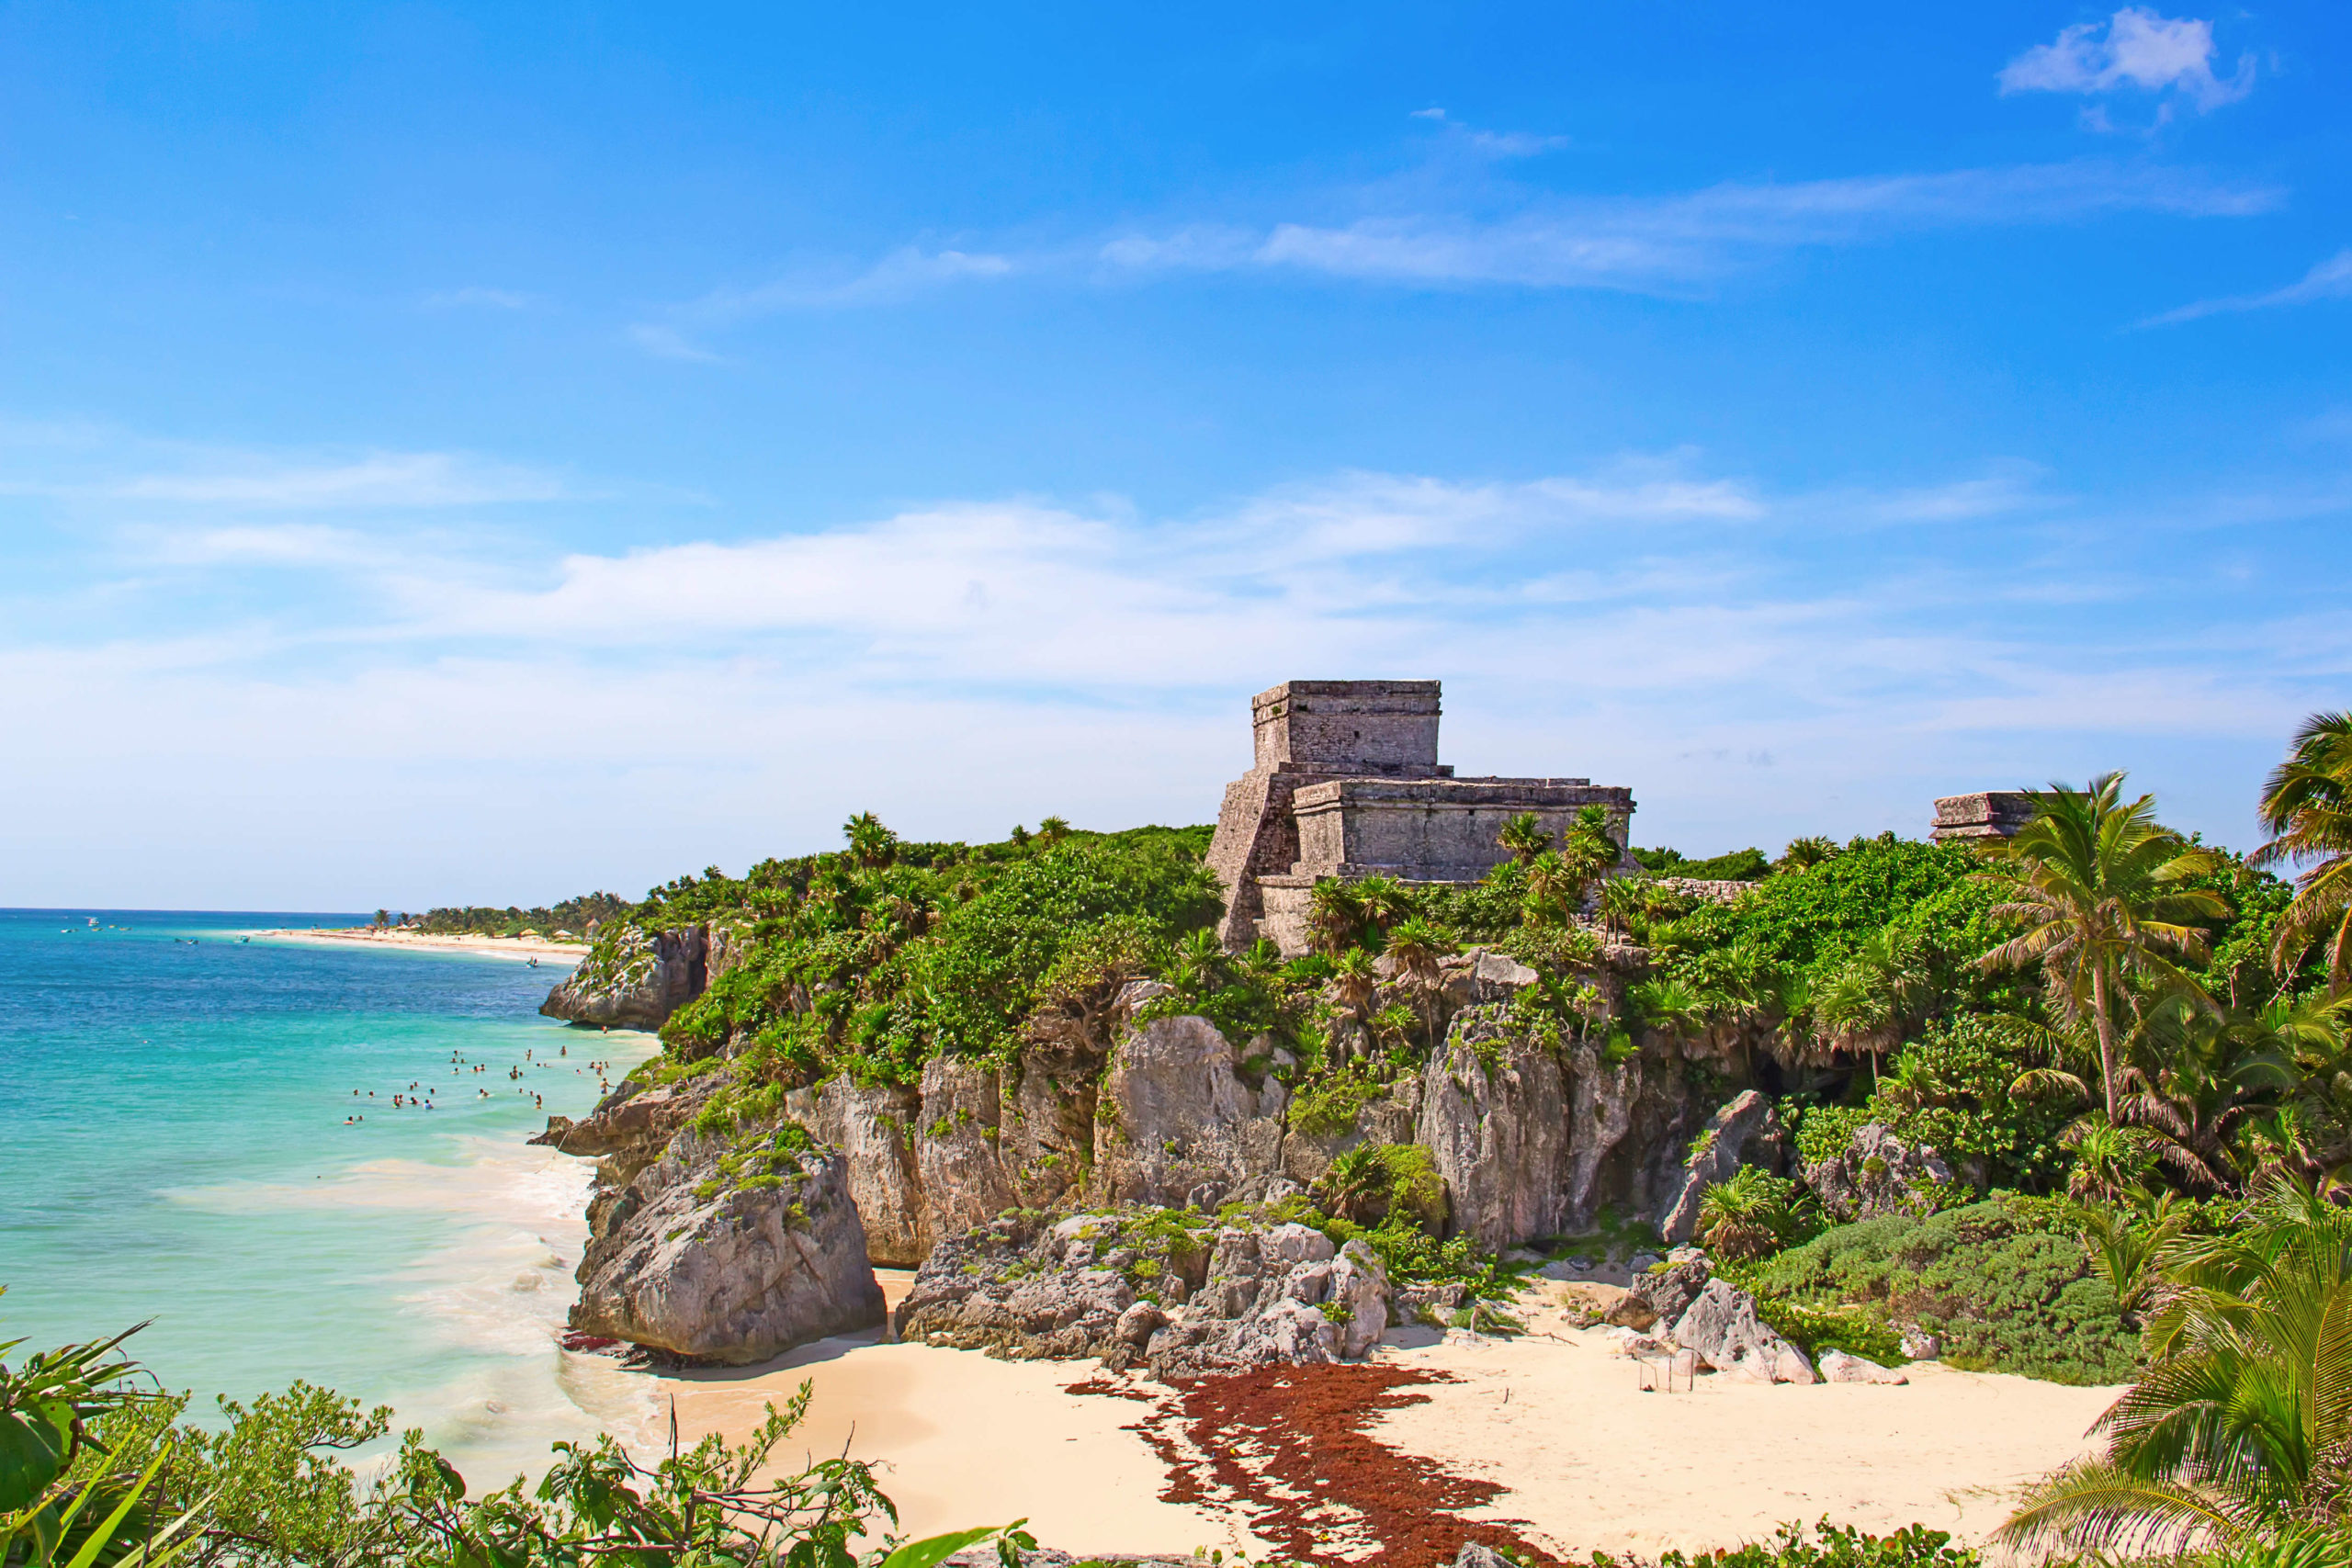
[0,909,662,1478]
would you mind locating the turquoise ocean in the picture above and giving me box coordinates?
[0,908,664,1481]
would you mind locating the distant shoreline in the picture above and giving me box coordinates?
[251,928,589,964]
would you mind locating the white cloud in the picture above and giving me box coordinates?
[639,158,2275,343]
[2140,249,2352,327]
[1159,162,2273,291]
[2000,8,2254,118]
[105,450,569,508]
[1,449,2330,903]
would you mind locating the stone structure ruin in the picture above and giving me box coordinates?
[1929,791,2037,842]
[1205,680,1634,953]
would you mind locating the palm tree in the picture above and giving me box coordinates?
[1036,815,1072,847]
[1384,918,1450,1047]
[1999,1177,2352,1556]
[1975,773,2229,1121]
[2253,711,2352,986]
[2068,1195,2188,1318]
[842,811,898,869]
[1497,811,1553,864]
[1696,1167,1799,1262]
[1598,876,1648,940]
[1352,875,1413,942]
[1164,928,1231,996]
[1316,1145,1392,1224]
[2062,1112,2158,1201]
[1306,879,1365,957]
[1776,836,1840,874]
[1521,850,1580,928]
[1812,926,1933,1080]
[1328,946,1379,1015]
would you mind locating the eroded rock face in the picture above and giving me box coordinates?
[1657,1090,1787,1244]
[570,1126,885,1364]
[1668,1279,1816,1383]
[1802,1122,1957,1222]
[892,1208,1386,1379]
[540,924,719,1031]
[532,1079,717,1188]
[786,1077,925,1268]
[1093,1016,1289,1209]
[1417,1009,1572,1248]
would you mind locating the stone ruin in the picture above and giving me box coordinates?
[1204,680,1635,953]
[1929,791,2037,842]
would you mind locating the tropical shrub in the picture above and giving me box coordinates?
[1745,1195,2140,1384]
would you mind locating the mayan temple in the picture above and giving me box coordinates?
[1204,680,1637,953]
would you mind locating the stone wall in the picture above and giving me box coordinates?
[1930,791,2037,842]
[1291,777,1636,885]
[1204,679,1639,953]
[1250,680,1445,773]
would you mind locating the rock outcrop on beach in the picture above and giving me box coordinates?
[1668,1278,1817,1384]
[540,922,738,1031]
[894,1206,1386,1377]
[1801,1122,1957,1222]
[568,1121,885,1364]
[1656,1089,1786,1245]
[543,941,1741,1288]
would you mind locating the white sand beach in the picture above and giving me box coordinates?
[254,928,590,963]
[636,1275,2120,1562]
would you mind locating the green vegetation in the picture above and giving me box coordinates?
[1583,1518,1982,1568]
[1999,1177,2352,1559]
[1696,1167,1815,1262]
[1632,845,1774,882]
[411,892,633,939]
[1737,1195,2140,1384]
[2,1299,1030,1568]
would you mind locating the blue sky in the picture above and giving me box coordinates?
[2,3,2348,908]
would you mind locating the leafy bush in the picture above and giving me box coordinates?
[1788,1017,2071,1192]
[1584,1519,1980,1568]
[1745,1194,2140,1384]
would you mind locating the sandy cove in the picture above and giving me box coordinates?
[254,928,589,964]
[636,1276,2120,1563]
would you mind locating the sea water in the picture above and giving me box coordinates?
[0,908,664,1483]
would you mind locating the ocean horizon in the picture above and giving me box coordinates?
[0,907,662,1483]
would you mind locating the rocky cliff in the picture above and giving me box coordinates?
[565,1108,885,1364]
[541,941,1758,1371]
[540,921,743,1031]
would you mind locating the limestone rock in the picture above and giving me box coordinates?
[894,1208,1385,1379]
[1417,1009,1570,1248]
[897,1210,1155,1362]
[915,1055,1016,1242]
[540,923,716,1031]
[532,1079,713,1188]
[1147,1224,1388,1377]
[570,1128,885,1364]
[1802,1122,1958,1222]
[1455,1543,1516,1568]
[1668,1279,1815,1383]
[1818,1349,1909,1384]
[1611,1254,1710,1330]
[1657,1090,1786,1244]
[786,1076,925,1267]
[1900,1327,1944,1360]
[1093,1016,1288,1208]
